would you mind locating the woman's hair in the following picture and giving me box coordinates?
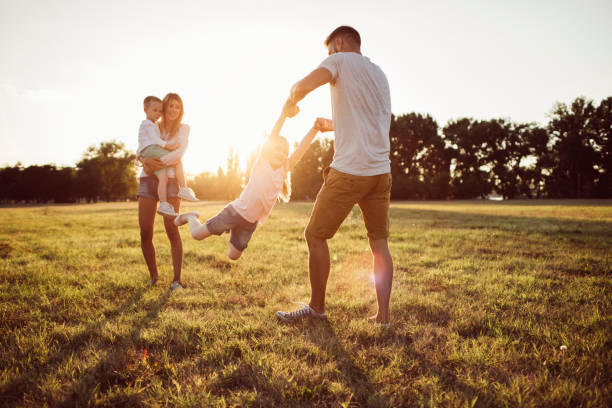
[262,136,291,202]
[159,93,184,139]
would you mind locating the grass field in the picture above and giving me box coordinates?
[0,200,611,407]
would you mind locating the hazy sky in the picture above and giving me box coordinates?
[1,0,611,174]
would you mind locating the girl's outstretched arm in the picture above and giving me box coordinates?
[270,101,299,140]
[287,117,333,171]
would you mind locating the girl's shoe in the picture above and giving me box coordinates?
[174,211,200,226]
[157,202,178,217]
[178,187,199,202]
[170,281,183,291]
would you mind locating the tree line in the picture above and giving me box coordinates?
[1,96,609,203]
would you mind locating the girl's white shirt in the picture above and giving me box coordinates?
[230,157,285,224]
[138,123,190,178]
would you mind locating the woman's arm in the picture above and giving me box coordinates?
[287,117,333,171]
[141,157,165,175]
[161,124,190,166]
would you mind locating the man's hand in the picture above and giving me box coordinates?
[142,157,165,175]
[283,99,300,118]
[314,117,334,132]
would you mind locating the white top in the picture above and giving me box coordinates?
[230,157,285,224]
[137,119,167,156]
[318,52,391,176]
[138,123,190,178]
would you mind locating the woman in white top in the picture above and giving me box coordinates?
[138,93,191,290]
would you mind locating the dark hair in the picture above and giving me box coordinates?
[324,26,361,47]
[143,95,162,108]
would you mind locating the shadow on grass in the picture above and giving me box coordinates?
[57,290,172,407]
[0,285,156,406]
[302,319,391,407]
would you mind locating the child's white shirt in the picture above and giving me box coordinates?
[137,120,167,156]
[138,123,190,178]
[230,157,284,224]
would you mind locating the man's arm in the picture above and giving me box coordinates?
[286,67,333,107]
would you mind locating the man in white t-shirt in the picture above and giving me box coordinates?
[276,26,394,327]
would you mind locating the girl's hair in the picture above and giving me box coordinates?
[263,136,291,202]
[159,93,184,139]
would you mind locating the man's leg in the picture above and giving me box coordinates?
[369,237,393,324]
[358,172,393,324]
[305,231,330,315]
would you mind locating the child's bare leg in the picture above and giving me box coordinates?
[156,171,169,202]
[228,242,243,260]
[187,216,212,240]
[175,161,186,188]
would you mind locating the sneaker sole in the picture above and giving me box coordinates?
[275,311,327,321]
[174,212,200,226]
[157,210,178,218]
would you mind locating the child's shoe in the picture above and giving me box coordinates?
[174,211,200,226]
[178,187,199,202]
[157,201,178,217]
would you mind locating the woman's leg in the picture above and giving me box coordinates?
[164,197,183,284]
[187,216,212,240]
[139,196,158,281]
[156,171,169,202]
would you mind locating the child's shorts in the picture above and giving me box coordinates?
[141,144,171,175]
[205,204,258,251]
[137,176,179,201]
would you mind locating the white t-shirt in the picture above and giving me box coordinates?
[318,52,391,176]
[230,157,285,224]
[137,119,167,156]
[138,123,190,178]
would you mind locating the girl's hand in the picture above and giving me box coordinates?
[314,117,334,132]
[283,100,300,118]
[165,143,179,152]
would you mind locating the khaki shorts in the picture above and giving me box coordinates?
[306,167,391,240]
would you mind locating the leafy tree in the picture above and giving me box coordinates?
[546,98,601,198]
[290,138,334,200]
[443,118,493,199]
[76,141,137,201]
[390,113,449,199]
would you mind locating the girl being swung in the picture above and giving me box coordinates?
[174,104,333,260]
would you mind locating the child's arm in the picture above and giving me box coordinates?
[269,100,300,140]
[287,117,333,171]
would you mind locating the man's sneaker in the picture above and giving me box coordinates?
[170,281,183,291]
[174,211,200,226]
[178,187,199,202]
[276,302,326,322]
[157,202,178,217]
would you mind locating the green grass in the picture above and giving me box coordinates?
[0,200,611,407]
